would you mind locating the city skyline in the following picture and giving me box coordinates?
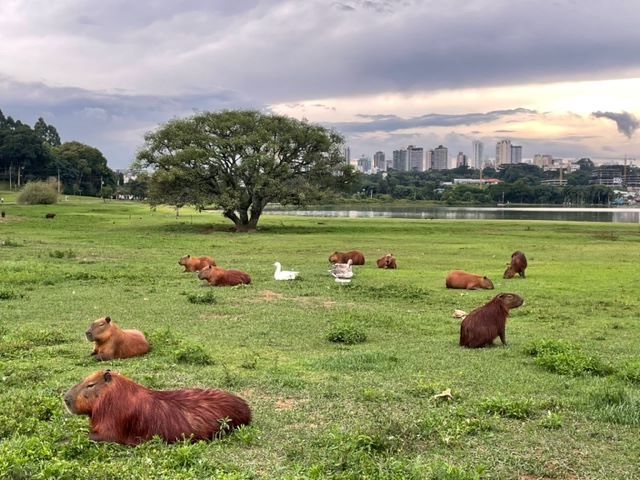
[1,0,639,169]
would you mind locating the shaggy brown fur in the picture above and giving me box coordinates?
[64,370,252,445]
[445,271,494,290]
[328,250,365,265]
[376,253,397,269]
[197,265,251,286]
[503,251,528,279]
[178,255,216,272]
[45,213,56,219]
[86,316,150,361]
[459,293,524,348]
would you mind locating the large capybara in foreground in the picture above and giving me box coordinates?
[64,370,252,445]
[198,265,251,286]
[376,253,397,269]
[503,251,528,279]
[329,250,365,265]
[86,316,150,361]
[179,255,216,272]
[459,293,524,348]
[445,271,494,290]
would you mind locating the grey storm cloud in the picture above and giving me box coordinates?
[592,111,639,138]
[330,108,537,133]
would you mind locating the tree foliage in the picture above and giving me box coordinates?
[137,110,355,230]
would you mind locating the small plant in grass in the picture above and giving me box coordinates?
[0,238,21,247]
[429,461,486,480]
[480,397,536,419]
[327,322,367,345]
[588,383,640,426]
[173,343,214,365]
[187,290,217,304]
[16,181,58,204]
[232,425,261,446]
[539,411,564,430]
[617,360,640,385]
[0,288,23,300]
[49,249,76,259]
[525,339,613,377]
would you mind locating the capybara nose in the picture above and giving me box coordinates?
[63,393,72,408]
[85,331,93,341]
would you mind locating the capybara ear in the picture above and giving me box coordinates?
[187,254,190,258]
[104,370,112,382]
[105,316,112,323]
[483,276,488,279]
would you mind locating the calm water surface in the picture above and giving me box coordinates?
[263,205,640,223]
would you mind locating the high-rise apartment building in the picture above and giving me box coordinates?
[373,151,386,172]
[511,145,522,164]
[356,155,371,173]
[457,152,468,167]
[425,149,433,170]
[407,145,424,171]
[392,149,408,171]
[343,146,351,165]
[496,140,512,165]
[431,145,448,170]
[472,140,484,169]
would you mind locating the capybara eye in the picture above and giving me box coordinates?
[87,383,96,388]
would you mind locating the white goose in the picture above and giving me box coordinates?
[273,262,299,280]
[329,259,354,280]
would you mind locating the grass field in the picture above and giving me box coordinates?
[1,195,640,479]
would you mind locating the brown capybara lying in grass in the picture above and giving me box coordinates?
[376,253,397,269]
[503,251,528,279]
[329,250,365,265]
[64,370,252,445]
[445,271,494,290]
[198,265,251,286]
[45,213,56,219]
[178,255,216,272]
[459,293,524,348]
[86,316,150,361]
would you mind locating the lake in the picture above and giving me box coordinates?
[263,205,640,223]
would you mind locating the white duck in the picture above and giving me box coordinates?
[273,262,299,280]
[329,259,354,280]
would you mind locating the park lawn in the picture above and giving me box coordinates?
[1,196,640,479]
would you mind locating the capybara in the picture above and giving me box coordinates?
[329,250,365,265]
[445,271,494,290]
[86,316,150,361]
[178,255,216,272]
[503,251,528,279]
[376,253,397,269]
[45,213,56,219]
[64,370,252,445]
[197,265,251,286]
[459,293,524,348]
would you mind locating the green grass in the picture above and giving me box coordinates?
[1,193,640,479]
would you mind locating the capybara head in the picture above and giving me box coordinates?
[481,276,494,289]
[64,370,113,415]
[86,316,113,342]
[197,264,214,280]
[495,292,524,309]
[178,255,191,266]
[503,264,515,279]
[328,251,340,264]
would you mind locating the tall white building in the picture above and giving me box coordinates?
[425,149,433,170]
[392,149,408,171]
[407,145,424,171]
[356,155,371,173]
[472,140,484,169]
[431,145,448,170]
[496,140,512,165]
[343,146,351,165]
[456,152,468,167]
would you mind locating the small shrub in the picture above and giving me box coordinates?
[327,322,367,345]
[525,339,613,377]
[589,384,640,426]
[0,289,23,300]
[481,397,536,419]
[0,238,21,247]
[49,249,76,259]
[187,291,217,305]
[173,343,214,365]
[232,425,261,446]
[17,181,58,205]
[429,461,486,480]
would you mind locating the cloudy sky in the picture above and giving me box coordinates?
[1,0,640,169]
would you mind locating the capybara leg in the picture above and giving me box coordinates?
[520,271,525,278]
[499,330,507,346]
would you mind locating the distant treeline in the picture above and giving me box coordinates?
[0,109,118,196]
[354,162,621,205]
